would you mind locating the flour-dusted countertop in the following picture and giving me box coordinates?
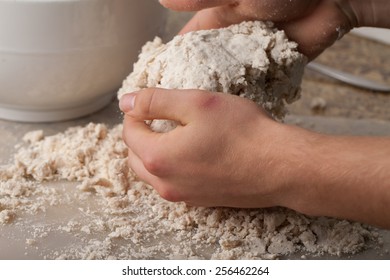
[1,11,390,259]
[1,101,390,260]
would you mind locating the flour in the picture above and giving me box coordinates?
[0,123,381,259]
[0,21,382,259]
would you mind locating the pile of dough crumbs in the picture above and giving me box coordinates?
[0,123,381,259]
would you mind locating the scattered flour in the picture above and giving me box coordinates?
[0,21,381,259]
[0,123,380,259]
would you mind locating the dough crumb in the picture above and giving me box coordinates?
[0,209,15,224]
[310,97,327,112]
[22,130,44,144]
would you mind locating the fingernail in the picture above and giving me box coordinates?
[119,93,136,113]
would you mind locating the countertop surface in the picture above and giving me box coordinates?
[1,11,389,259]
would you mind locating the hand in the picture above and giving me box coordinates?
[119,88,303,208]
[120,88,390,228]
[160,0,389,59]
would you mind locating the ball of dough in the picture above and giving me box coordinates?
[118,21,307,131]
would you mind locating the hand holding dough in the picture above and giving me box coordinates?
[119,21,306,132]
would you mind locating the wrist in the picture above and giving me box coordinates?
[270,125,326,214]
[253,122,323,211]
[278,128,390,228]
[347,0,390,28]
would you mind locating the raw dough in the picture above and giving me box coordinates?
[118,21,306,128]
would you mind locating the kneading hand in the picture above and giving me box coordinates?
[119,88,306,208]
[120,88,390,228]
[160,0,389,59]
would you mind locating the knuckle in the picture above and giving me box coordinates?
[142,151,168,176]
[195,92,222,111]
[156,185,183,203]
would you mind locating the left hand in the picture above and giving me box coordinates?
[160,0,358,59]
[119,88,300,208]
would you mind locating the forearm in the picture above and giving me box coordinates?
[348,0,390,28]
[283,128,390,228]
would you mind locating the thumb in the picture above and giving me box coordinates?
[119,88,209,124]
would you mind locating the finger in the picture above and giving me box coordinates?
[120,88,213,124]
[122,115,160,157]
[179,8,240,34]
[277,2,350,59]
[237,0,318,22]
[123,113,178,174]
[178,2,272,35]
[127,148,155,186]
[128,145,182,204]
[159,0,234,11]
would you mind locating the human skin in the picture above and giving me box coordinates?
[120,89,390,229]
[120,0,390,228]
[160,0,390,59]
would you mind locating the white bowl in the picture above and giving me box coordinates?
[0,0,167,122]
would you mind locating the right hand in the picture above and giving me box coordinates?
[120,88,303,208]
[160,0,358,59]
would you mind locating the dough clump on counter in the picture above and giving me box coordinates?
[118,21,306,128]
